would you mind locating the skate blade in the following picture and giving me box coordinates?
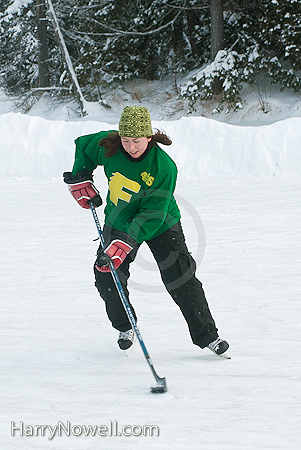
[219,350,231,359]
[124,336,136,357]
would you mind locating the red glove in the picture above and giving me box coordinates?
[95,239,134,272]
[68,180,100,209]
[63,170,102,209]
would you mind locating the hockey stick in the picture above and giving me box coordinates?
[89,202,167,394]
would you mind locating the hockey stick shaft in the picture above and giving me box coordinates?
[89,203,166,392]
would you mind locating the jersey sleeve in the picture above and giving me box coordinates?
[71,131,109,175]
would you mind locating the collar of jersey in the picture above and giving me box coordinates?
[120,145,152,162]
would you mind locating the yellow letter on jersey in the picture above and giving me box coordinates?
[109,172,141,206]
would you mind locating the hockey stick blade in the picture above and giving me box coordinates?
[151,376,167,394]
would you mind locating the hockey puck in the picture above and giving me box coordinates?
[151,384,167,394]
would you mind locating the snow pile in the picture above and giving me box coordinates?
[0,112,300,180]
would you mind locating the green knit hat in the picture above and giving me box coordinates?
[119,105,153,137]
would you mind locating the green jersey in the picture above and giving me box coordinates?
[72,130,181,243]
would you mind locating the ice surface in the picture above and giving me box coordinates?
[0,98,300,449]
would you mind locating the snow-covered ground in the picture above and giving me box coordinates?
[0,90,300,449]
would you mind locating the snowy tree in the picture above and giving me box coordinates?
[0,0,39,94]
[1,0,300,110]
[42,0,211,99]
[181,0,301,112]
[0,0,67,97]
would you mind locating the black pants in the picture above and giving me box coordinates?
[94,222,218,348]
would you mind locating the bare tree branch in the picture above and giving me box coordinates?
[84,2,185,37]
[165,1,209,10]
[46,0,86,114]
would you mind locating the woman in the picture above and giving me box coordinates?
[64,105,230,357]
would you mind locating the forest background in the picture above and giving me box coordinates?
[0,0,300,117]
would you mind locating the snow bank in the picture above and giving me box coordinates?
[0,112,300,180]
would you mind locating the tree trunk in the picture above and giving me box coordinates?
[186,9,200,57]
[36,0,49,87]
[209,0,224,94]
[210,0,224,61]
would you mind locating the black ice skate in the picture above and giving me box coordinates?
[117,329,135,350]
[207,338,231,359]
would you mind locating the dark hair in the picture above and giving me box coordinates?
[99,130,172,158]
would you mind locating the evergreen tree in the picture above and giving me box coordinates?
[0,0,38,94]
[1,0,300,110]
[182,0,301,112]
[0,0,68,97]
[54,0,211,99]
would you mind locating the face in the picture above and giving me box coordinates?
[121,136,151,159]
